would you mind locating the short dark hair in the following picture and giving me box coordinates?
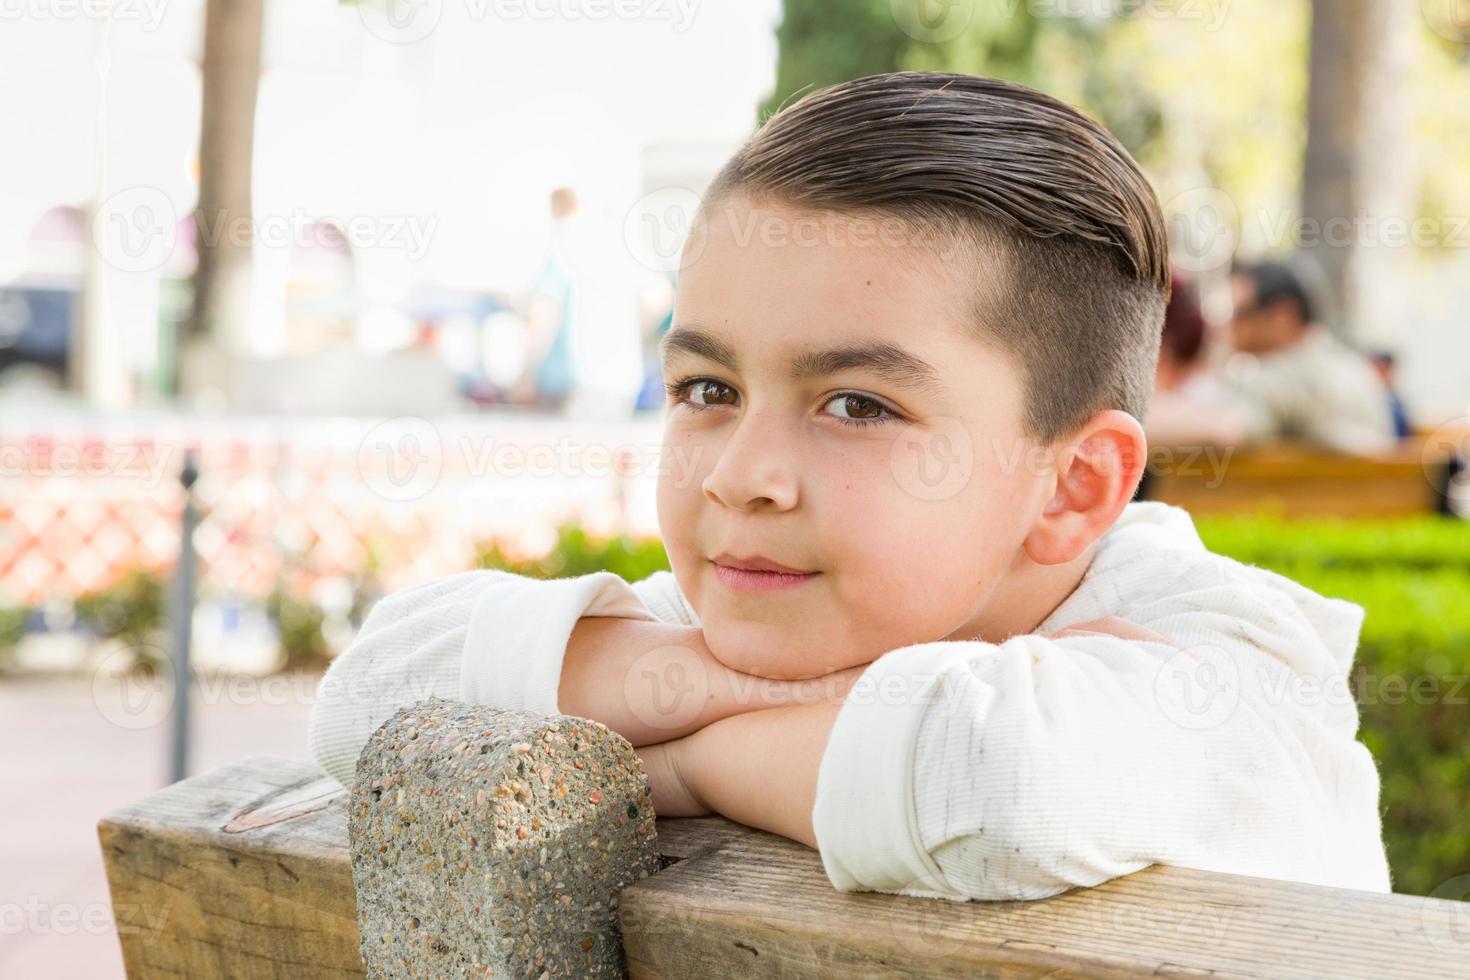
[701,71,1170,443]
[1233,259,1315,326]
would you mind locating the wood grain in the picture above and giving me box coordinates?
[99,756,1470,979]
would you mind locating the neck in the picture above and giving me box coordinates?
[945,544,1097,645]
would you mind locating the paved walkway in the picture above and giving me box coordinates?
[0,674,317,979]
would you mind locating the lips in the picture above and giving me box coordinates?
[709,553,815,575]
[710,558,818,595]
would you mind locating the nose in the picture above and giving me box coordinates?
[701,411,800,512]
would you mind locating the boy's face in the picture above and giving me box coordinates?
[655,194,1056,679]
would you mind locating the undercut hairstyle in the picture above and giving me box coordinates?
[701,71,1171,443]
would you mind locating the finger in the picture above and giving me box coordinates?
[1050,616,1178,648]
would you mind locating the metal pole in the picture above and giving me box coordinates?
[170,449,199,783]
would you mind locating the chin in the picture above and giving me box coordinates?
[704,621,869,681]
[702,624,819,680]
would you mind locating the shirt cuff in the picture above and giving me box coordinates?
[812,640,990,901]
[459,571,658,715]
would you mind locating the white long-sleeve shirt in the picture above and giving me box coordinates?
[308,502,1393,901]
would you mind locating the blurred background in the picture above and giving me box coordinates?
[2,1,1469,975]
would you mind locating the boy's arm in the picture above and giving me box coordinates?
[310,571,503,789]
[637,699,843,848]
[560,616,862,748]
[309,567,858,788]
[642,605,1391,901]
[635,619,1166,848]
[309,568,689,787]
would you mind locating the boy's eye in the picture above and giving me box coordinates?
[666,376,899,429]
[667,378,737,407]
[823,392,892,426]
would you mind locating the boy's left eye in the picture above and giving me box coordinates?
[822,392,896,427]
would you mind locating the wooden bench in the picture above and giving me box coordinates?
[99,752,1470,978]
[1140,437,1457,518]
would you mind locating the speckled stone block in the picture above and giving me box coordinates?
[348,698,662,979]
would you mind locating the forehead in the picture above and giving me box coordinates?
[660,322,951,398]
[669,196,985,368]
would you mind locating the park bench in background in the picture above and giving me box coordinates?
[1141,436,1457,519]
[99,701,1469,978]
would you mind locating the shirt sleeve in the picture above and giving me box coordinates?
[810,562,1393,901]
[308,567,692,788]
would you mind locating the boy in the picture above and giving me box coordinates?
[311,72,1392,902]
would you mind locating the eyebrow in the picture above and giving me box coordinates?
[659,326,947,396]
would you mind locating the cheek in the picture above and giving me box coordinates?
[656,448,699,549]
[844,449,1036,627]
[816,485,996,642]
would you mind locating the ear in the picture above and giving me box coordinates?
[1024,410,1147,566]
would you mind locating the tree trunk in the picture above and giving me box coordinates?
[183,0,265,392]
[1300,0,1411,343]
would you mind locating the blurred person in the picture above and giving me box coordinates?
[633,273,676,413]
[1367,350,1413,439]
[513,187,584,412]
[1154,271,1229,405]
[1222,260,1397,452]
[1149,259,1397,454]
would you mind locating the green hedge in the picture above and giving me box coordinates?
[1196,514,1470,572]
[0,606,26,670]
[74,567,168,674]
[476,526,671,582]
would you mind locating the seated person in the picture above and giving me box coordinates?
[1154,270,1231,405]
[1148,259,1398,454]
[310,72,1393,902]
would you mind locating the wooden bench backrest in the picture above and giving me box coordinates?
[99,756,1470,978]
[1143,438,1453,518]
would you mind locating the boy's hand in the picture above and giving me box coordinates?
[635,698,846,847]
[561,617,869,748]
[634,738,710,818]
[1046,615,1178,647]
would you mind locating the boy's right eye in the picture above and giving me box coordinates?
[665,377,738,410]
